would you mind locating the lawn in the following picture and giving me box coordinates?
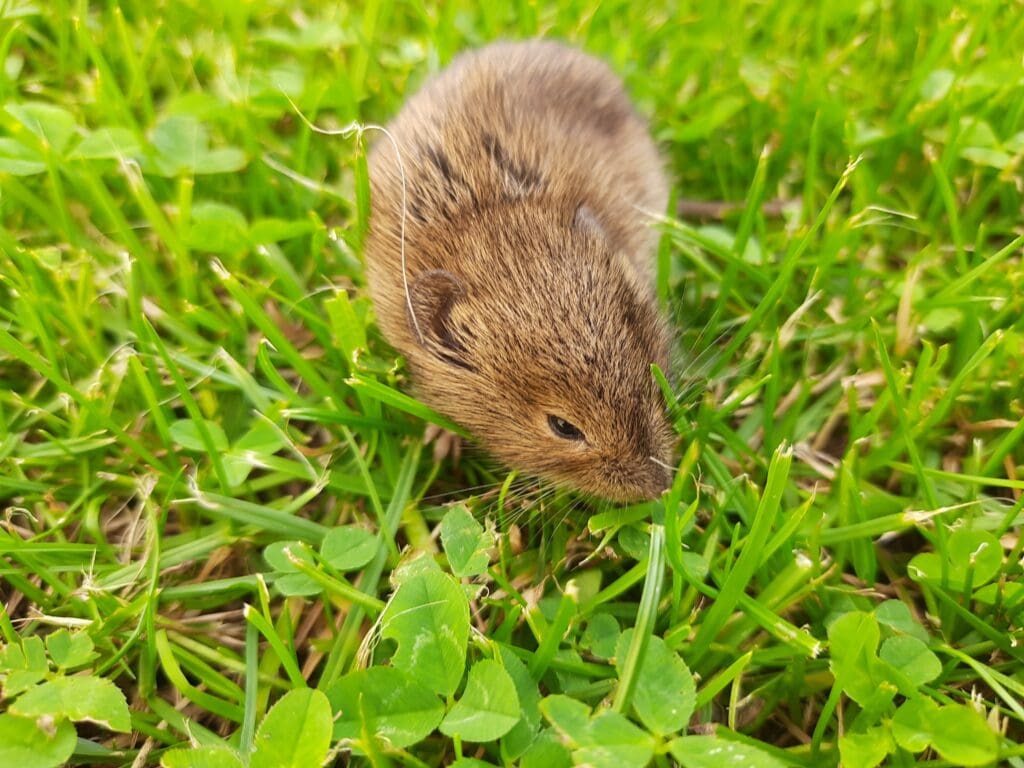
[1,1,1023,766]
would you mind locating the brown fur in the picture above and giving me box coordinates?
[365,40,674,501]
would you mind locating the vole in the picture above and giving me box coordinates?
[364,40,674,502]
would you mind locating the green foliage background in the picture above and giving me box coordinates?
[1,1,1022,766]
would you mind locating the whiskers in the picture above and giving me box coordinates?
[649,455,675,472]
[417,472,606,561]
[420,475,554,526]
[418,479,511,506]
[666,319,761,420]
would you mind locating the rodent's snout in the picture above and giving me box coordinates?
[601,455,673,502]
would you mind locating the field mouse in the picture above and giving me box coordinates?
[365,40,673,501]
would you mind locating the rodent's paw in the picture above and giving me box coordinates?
[424,423,463,465]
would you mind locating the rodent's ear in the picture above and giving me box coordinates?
[408,269,474,370]
[572,204,607,240]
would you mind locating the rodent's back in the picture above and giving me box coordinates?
[407,40,666,238]
[367,41,667,345]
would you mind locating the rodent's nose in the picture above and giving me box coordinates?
[605,456,674,501]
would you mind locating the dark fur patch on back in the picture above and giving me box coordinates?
[482,132,542,194]
[408,197,428,222]
[426,145,455,183]
[438,351,477,372]
[421,144,477,213]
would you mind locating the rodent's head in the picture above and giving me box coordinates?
[403,203,674,502]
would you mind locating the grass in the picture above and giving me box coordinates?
[1,0,1023,766]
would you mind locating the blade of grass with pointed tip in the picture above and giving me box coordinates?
[613,525,666,714]
[688,444,793,665]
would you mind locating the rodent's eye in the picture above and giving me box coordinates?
[547,414,585,441]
